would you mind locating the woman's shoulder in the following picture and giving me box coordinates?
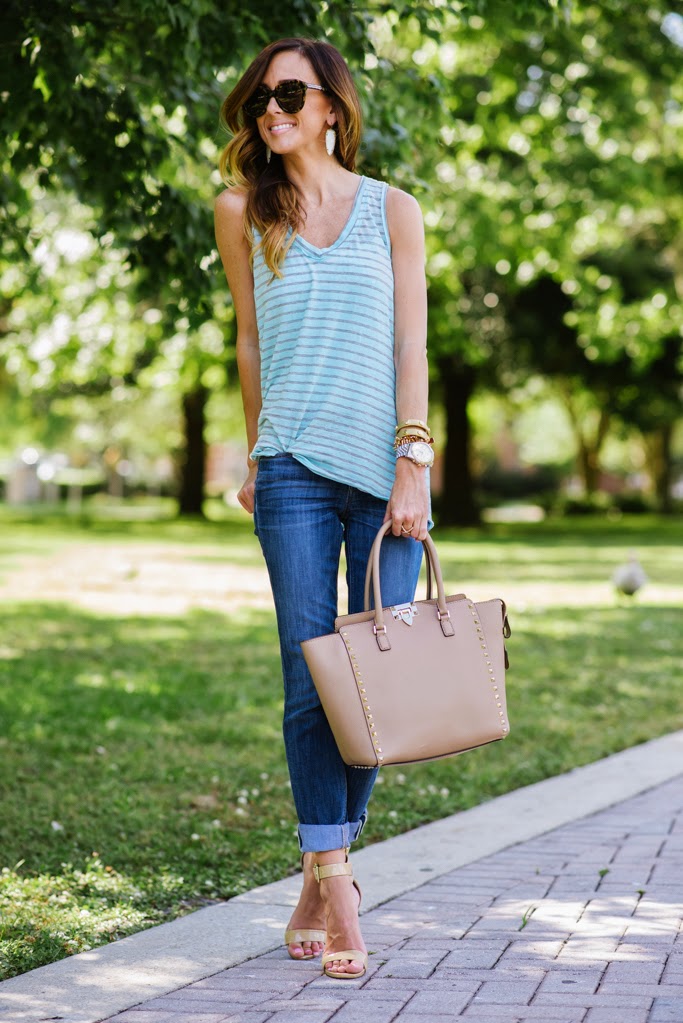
[214,186,253,258]
[384,184,421,216]
[214,185,249,220]
[384,185,423,242]
[360,176,421,215]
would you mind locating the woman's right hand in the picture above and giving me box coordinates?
[237,464,258,514]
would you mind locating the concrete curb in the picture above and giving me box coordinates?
[2,729,682,1023]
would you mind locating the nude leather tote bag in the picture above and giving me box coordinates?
[301,521,511,768]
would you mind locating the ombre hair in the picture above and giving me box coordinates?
[218,38,363,277]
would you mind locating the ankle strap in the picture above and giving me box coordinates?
[313,861,353,882]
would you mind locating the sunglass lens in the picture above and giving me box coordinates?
[243,85,270,118]
[275,81,306,113]
[243,80,309,118]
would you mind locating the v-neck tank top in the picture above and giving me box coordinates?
[250,175,397,500]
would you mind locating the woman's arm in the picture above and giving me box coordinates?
[214,188,261,514]
[385,186,431,541]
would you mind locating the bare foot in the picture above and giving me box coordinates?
[285,852,326,959]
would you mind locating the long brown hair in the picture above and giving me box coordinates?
[218,38,363,277]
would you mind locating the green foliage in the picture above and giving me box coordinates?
[410,1,683,369]
[1,1,681,514]
[383,1,683,509]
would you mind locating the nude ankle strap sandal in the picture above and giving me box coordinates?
[284,854,326,960]
[313,861,357,885]
[284,927,327,959]
[321,946,368,979]
[313,860,367,979]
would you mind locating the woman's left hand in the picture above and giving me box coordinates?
[384,458,430,541]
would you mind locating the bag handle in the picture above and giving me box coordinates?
[362,523,434,610]
[363,522,454,650]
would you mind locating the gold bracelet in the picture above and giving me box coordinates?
[393,434,434,448]
[396,419,430,434]
[396,429,431,443]
[396,422,431,435]
[395,427,433,444]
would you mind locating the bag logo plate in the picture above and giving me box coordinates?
[391,602,418,626]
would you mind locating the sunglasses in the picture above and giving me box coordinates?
[242,79,328,118]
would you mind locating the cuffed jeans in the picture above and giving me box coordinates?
[253,454,424,853]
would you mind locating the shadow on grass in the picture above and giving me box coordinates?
[0,598,681,978]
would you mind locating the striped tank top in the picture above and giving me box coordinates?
[250,175,397,500]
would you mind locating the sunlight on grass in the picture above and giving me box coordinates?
[0,857,185,977]
[0,512,681,978]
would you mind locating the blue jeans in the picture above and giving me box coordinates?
[253,454,424,853]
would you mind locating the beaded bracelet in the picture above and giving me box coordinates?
[393,434,434,448]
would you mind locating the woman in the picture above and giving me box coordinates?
[214,37,433,980]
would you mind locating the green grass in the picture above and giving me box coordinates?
[0,507,682,979]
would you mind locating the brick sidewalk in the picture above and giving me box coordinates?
[102,776,683,1023]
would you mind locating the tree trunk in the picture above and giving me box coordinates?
[438,359,480,526]
[562,389,610,496]
[576,438,602,496]
[645,423,674,513]
[178,384,208,516]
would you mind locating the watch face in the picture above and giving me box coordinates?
[411,442,434,466]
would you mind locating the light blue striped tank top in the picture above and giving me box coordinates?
[250,175,397,500]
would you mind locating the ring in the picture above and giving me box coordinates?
[401,524,414,534]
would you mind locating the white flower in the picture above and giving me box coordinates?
[51,821,64,832]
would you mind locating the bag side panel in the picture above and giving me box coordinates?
[475,598,510,727]
[301,633,377,767]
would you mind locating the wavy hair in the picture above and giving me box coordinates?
[218,38,363,277]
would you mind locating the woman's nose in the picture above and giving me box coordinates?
[266,94,283,114]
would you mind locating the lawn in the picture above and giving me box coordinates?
[0,506,681,979]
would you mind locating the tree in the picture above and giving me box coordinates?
[0,0,378,511]
[379,1,683,521]
[0,0,583,514]
[5,1,678,518]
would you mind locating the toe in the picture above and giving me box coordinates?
[328,957,360,974]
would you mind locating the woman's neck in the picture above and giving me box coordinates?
[282,152,357,207]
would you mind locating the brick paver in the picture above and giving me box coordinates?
[101,776,683,1023]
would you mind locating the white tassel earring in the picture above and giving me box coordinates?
[325,128,336,156]
[266,145,271,164]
